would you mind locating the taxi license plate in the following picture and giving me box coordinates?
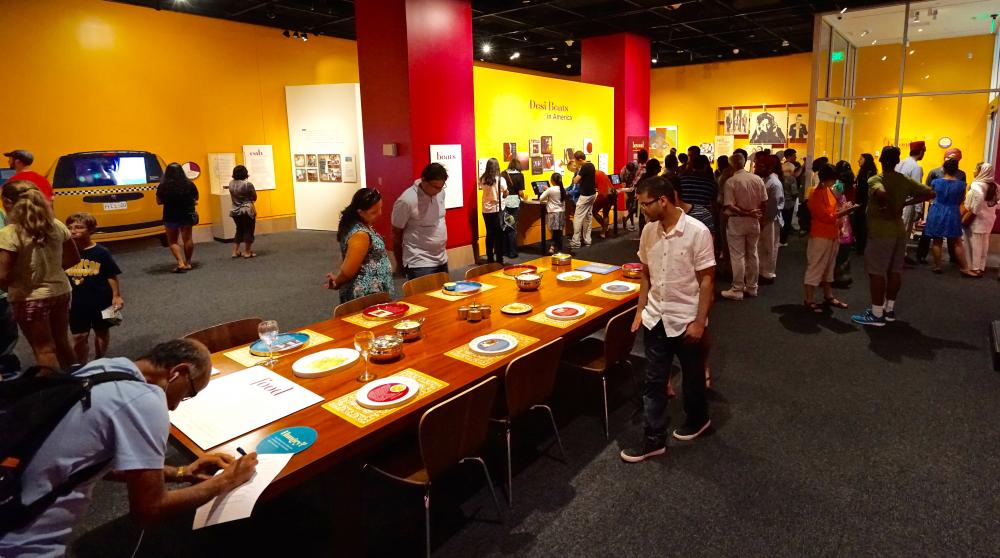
[103,201,127,211]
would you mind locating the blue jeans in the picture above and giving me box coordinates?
[642,320,708,442]
[404,263,448,280]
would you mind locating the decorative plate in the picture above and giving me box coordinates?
[601,281,639,294]
[249,332,310,356]
[356,376,421,410]
[556,271,593,282]
[500,302,533,315]
[468,333,519,355]
[362,302,409,320]
[291,348,360,378]
[442,280,482,295]
[545,303,587,321]
[503,264,538,276]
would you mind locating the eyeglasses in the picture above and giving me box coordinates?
[173,372,199,401]
[639,198,662,208]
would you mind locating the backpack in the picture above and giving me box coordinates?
[0,366,139,532]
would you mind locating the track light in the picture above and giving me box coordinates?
[510,52,520,60]
[781,39,789,47]
[732,48,740,54]
[565,39,574,47]
[293,31,300,39]
[860,30,869,37]
[301,32,308,41]
[283,30,290,38]
[840,7,847,14]
[651,57,658,64]
[482,43,491,54]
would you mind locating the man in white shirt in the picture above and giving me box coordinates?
[620,175,715,463]
[720,152,767,300]
[895,141,925,263]
[391,163,449,279]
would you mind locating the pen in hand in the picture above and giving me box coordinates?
[236,447,247,457]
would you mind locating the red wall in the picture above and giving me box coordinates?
[582,33,650,175]
[356,0,477,249]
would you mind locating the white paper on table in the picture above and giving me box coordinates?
[169,366,323,450]
[192,453,293,529]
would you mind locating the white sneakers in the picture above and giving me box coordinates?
[720,288,757,300]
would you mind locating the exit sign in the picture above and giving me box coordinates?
[831,51,845,62]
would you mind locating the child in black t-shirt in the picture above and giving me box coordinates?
[65,213,123,363]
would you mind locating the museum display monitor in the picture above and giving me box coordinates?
[531,180,549,197]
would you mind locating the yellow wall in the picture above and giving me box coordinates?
[852,34,995,168]
[649,53,813,152]
[473,66,615,250]
[0,0,359,224]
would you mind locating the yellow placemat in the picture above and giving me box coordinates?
[223,328,334,367]
[423,282,498,301]
[527,302,604,329]
[491,266,550,280]
[586,284,639,301]
[444,329,540,368]
[321,368,448,428]
[341,303,429,329]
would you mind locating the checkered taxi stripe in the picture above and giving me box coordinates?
[54,185,158,197]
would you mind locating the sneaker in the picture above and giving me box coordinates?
[673,419,711,441]
[720,289,744,301]
[619,438,667,463]
[744,288,759,297]
[884,310,896,322]
[779,242,788,247]
[851,310,886,327]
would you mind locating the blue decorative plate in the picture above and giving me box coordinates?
[249,332,310,356]
[468,333,519,355]
[442,280,482,295]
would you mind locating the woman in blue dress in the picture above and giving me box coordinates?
[325,188,395,302]
[924,158,975,276]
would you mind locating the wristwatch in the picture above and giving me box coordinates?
[175,466,185,481]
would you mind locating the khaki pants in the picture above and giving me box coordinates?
[759,219,779,279]
[726,216,761,291]
[970,232,990,272]
[571,194,597,247]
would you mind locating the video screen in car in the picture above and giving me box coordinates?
[72,156,148,186]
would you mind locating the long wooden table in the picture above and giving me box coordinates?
[171,256,638,507]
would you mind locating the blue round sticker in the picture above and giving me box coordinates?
[255,426,317,454]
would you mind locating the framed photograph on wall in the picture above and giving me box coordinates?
[294,154,306,168]
[723,109,750,136]
[530,156,544,175]
[543,153,554,171]
[648,126,678,160]
[582,138,593,155]
[748,110,788,144]
[295,168,307,182]
[306,169,319,182]
[787,112,808,140]
[503,142,517,162]
[306,154,318,167]
[530,139,541,157]
[541,136,553,154]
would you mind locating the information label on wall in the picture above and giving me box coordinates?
[342,154,358,183]
[430,144,463,209]
[207,153,236,196]
[242,145,276,191]
[714,136,734,162]
[597,153,608,173]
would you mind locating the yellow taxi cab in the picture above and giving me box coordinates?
[48,151,165,241]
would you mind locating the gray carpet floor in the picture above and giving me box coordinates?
[54,226,1000,557]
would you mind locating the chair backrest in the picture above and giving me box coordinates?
[603,306,638,369]
[402,272,450,297]
[183,317,263,354]
[419,376,498,480]
[504,337,565,418]
[332,292,392,319]
[464,262,503,280]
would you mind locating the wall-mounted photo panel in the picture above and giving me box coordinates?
[530,156,544,175]
[723,109,750,136]
[648,126,678,160]
[543,153,554,171]
[748,110,788,144]
[787,112,808,140]
[529,139,541,156]
[294,154,306,168]
[541,136,553,154]
[503,142,517,162]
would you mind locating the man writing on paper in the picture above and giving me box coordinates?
[1,339,258,557]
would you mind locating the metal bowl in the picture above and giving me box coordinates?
[622,263,643,279]
[393,318,424,342]
[515,272,542,291]
[368,334,404,362]
[551,253,572,266]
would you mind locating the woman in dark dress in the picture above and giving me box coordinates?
[852,153,877,255]
[156,163,199,273]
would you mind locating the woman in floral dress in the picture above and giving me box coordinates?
[325,188,394,302]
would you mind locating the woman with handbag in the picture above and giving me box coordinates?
[963,162,997,277]
[227,165,258,258]
[479,158,507,264]
[156,162,200,273]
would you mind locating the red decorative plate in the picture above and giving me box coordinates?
[362,302,409,320]
[503,264,538,276]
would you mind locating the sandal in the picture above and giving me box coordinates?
[804,301,823,313]
[960,269,979,278]
[824,297,848,309]
[242,252,257,258]
[171,267,187,274]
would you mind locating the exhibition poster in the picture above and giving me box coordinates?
[648,126,677,160]
[714,136,734,163]
[242,145,276,191]
[597,153,608,173]
[503,142,517,162]
[748,110,788,144]
[626,136,649,161]
[342,154,358,183]
[430,144,463,209]
[788,112,808,140]
[207,152,236,195]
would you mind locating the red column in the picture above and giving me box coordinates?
[581,33,651,175]
[355,0,477,249]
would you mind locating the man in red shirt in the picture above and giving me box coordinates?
[4,149,53,201]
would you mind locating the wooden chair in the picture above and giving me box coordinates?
[183,317,263,354]
[560,306,638,438]
[492,337,567,507]
[402,271,449,297]
[332,292,392,319]
[365,377,503,558]
[464,262,503,280]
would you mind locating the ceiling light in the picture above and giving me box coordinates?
[881,55,887,61]
[651,58,658,64]
[781,39,789,47]
[552,57,558,61]
[293,31,300,39]
[924,74,930,79]
[565,39,574,47]
[282,30,290,38]
[510,52,520,60]
[566,64,572,68]
[909,49,915,55]
[917,28,923,32]
[301,32,308,41]
[547,46,555,50]
[860,30,869,37]
[266,10,276,20]
[732,48,740,54]
[840,7,848,14]
[871,39,877,45]
[481,43,491,54]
